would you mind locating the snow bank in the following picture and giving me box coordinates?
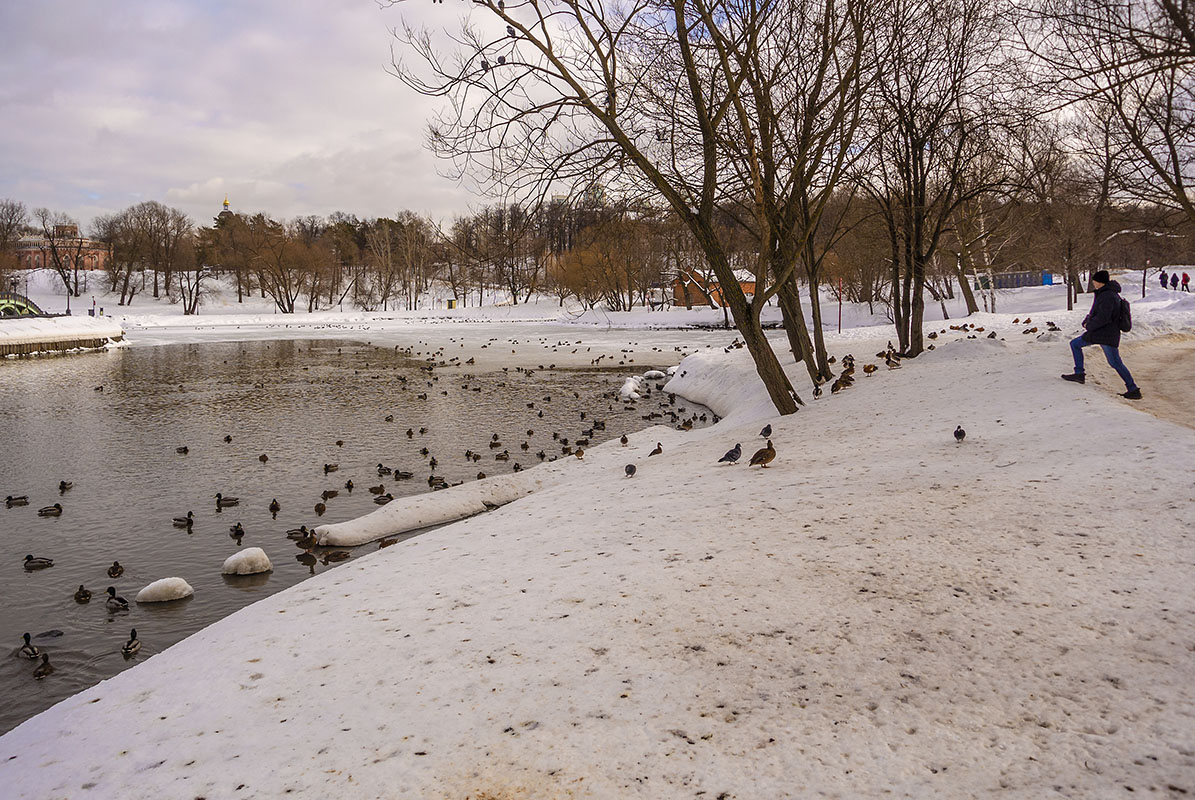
[134,578,194,603]
[0,315,123,345]
[220,548,272,575]
[315,471,552,546]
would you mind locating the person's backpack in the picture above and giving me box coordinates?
[1118,296,1132,332]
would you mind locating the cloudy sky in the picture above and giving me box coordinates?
[0,0,482,230]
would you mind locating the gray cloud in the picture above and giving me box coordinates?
[0,0,483,230]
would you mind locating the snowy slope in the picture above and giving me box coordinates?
[1,314,1193,797]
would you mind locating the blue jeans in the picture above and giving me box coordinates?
[1070,335,1137,390]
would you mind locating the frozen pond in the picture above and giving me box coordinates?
[0,339,708,733]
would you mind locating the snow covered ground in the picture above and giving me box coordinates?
[2,271,1194,797]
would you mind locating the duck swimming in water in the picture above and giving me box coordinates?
[58,480,73,493]
[214,493,239,508]
[107,561,124,578]
[33,652,53,679]
[38,503,63,517]
[19,632,40,659]
[5,495,29,507]
[74,585,92,603]
[269,498,280,518]
[173,511,194,528]
[121,628,141,657]
[23,554,53,570]
[105,586,129,611]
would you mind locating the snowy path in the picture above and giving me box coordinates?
[2,332,1194,798]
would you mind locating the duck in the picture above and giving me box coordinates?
[295,529,319,549]
[494,450,510,461]
[229,523,245,537]
[258,454,269,463]
[477,471,487,480]
[394,470,413,480]
[269,499,281,517]
[314,502,326,516]
[224,434,233,443]
[19,632,40,659]
[749,439,776,468]
[321,551,351,565]
[286,525,311,540]
[648,443,663,457]
[74,585,92,603]
[38,503,63,517]
[214,493,239,508]
[23,554,54,570]
[954,425,966,444]
[335,439,344,447]
[105,586,129,611]
[107,561,124,578]
[377,464,392,475]
[58,480,73,493]
[374,493,393,504]
[173,511,194,528]
[5,495,29,508]
[176,446,189,455]
[121,628,141,657]
[323,463,339,474]
[321,489,338,501]
[33,652,53,680]
[344,479,354,492]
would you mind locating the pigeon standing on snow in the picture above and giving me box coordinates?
[759,423,772,438]
[954,425,966,444]
[718,443,742,464]
[625,464,636,477]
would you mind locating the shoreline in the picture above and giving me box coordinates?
[1120,334,1195,430]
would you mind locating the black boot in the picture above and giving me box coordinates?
[1061,373,1085,384]
[1122,388,1142,400]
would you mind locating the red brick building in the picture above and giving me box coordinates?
[15,225,111,272]
[671,269,757,308]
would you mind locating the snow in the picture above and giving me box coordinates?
[1,270,1195,797]
[134,578,194,603]
[220,548,272,576]
[0,315,123,347]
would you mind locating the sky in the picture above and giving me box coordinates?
[0,0,484,231]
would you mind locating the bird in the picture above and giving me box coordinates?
[121,628,141,657]
[394,470,414,480]
[373,494,393,505]
[497,55,506,65]
[344,479,354,492]
[377,464,392,475]
[19,632,40,659]
[176,446,189,455]
[224,435,233,443]
[718,443,742,464]
[324,463,339,474]
[286,525,310,540]
[813,385,823,398]
[58,480,73,493]
[759,424,772,437]
[229,522,245,537]
[649,442,663,457]
[38,503,63,517]
[368,484,386,495]
[321,489,338,501]
[749,439,776,468]
[575,448,585,459]
[23,554,53,570]
[5,495,29,507]
[33,652,53,680]
[507,24,517,37]
[620,434,629,447]
[625,464,636,477]
[269,499,281,518]
[74,585,92,603]
[314,502,326,516]
[105,586,129,610]
[214,493,239,508]
[107,561,124,578]
[863,364,878,376]
[258,454,269,463]
[173,511,194,528]
[335,439,344,447]
[954,426,966,444]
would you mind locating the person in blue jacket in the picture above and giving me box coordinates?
[1159,270,1168,289]
[1062,270,1141,400]
[1171,273,1180,290]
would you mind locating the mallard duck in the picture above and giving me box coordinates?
[105,586,129,611]
[321,550,350,565]
[121,628,140,657]
[58,480,73,493]
[5,495,29,507]
[286,525,310,540]
[173,511,194,528]
[23,554,53,570]
[229,523,245,537]
[476,471,487,480]
[214,493,239,507]
[258,454,269,463]
[74,585,92,603]
[648,443,663,457]
[344,480,354,492]
[406,428,414,438]
[19,632,40,659]
[33,652,53,679]
[749,439,776,468]
[494,450,510,461]
[394,470,413,480]
[574,448,585,459]
[377,464,392,475]
[224,434,233,443]
[323,463,339,473]
[269,499,281,517]
[863,364,878,376]
[107,561,124,578]
[368,484,385,495]
[176,446,189,455]
[335,439,344,447]
[38,503,63,517]
[954,425,966,444]
[321,489,338,501]
[373,493,393,505]
[314,502,326,515]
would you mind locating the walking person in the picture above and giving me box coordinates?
[1183,272,1190,292]
[1159,270,1169,289]
[1062,270,1142,400]
[1171,272,1180,290]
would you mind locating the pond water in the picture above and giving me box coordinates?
[0,339,708,733]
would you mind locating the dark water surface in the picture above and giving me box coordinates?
[0,339,702,734]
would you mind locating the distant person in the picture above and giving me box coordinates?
[1062,269,1141,400]
[1159,270,1169,289]
[1171,273,1180,290]
[1183,272,1190,292]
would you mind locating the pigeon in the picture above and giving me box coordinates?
[718,443,742,464]
[759,424,772,437]
[625,464,636,477]
[954,426,966,444]
[749,439,776,467]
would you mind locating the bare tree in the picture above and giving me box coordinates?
[0,199,28,281]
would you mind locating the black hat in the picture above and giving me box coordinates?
[1092,269,1110,284]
